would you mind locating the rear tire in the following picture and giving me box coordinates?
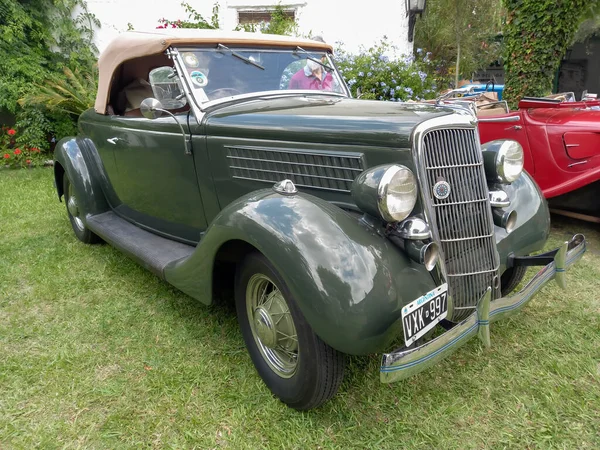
[63,176,101,244]
[235,252,345,410]
[500,265,527,296]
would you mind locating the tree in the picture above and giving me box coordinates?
[414,0,504,88]
[503,0,600,107]
[157,2,220,29]
[0,0,99,150]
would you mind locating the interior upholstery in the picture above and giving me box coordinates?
[108,53,171,116]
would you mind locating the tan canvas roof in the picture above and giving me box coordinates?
[95,30,333,114]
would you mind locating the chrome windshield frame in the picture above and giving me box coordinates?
[170,45,350,121]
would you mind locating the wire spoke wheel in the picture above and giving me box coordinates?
[236,252,345,409]
[62,176,101,245]
[246,273,299,378]
[65,182,85,232]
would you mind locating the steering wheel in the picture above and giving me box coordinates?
[208,88,243,100]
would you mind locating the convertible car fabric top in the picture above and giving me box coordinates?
[94,29,333,114]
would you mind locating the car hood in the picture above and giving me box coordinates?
[202,96,454,148]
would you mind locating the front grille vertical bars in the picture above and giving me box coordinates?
[414,119,500,322]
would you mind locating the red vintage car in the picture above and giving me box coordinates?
[444,93,600,221]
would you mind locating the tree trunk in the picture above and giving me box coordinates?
[455,42,461,87]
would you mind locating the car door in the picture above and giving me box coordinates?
[89,113,207,244]
[478,112,535,175]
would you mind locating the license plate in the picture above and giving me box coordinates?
[402,284,448,346]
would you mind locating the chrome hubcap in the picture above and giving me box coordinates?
[66,186,85,232]
[253,307,277,348]
[67,196,79,217]
[246,274,298,378]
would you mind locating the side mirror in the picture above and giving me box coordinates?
[139,97,191,155]
[140,98,164,120]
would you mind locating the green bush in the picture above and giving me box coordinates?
[503,0,595,108]
[335,41,438,102]
[0,0,99,153]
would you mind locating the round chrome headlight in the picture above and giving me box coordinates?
[351,164,418,223]
[377,166,418,222]
[482,139,524,184]
[497,140,524,183]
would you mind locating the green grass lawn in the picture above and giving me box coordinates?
[1,168,599,449]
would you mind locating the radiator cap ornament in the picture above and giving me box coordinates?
[273,179,298,195]
[433,179,451,200]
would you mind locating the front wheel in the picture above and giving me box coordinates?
[63,176,101,244]
[500,265,527,296]
[235,252,345,410]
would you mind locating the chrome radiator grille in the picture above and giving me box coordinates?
[226,146,364,193]
[421,128,499,321]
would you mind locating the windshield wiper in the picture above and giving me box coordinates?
[216,43,265,70]
[294,46,334,72]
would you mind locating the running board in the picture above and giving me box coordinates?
[86,211,195,278]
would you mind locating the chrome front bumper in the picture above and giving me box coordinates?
[380,234,586,383]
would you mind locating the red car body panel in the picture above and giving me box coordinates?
[477,101,600,202]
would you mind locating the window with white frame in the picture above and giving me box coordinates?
[237,9,296,25]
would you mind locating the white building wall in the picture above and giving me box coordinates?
[86,0,412,56]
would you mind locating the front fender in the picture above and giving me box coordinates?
[495,170,550,272]
[164,190,438,355]
[54,137,109,218]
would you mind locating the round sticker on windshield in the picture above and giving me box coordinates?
[190,71,208,87]
[183,52,199,68]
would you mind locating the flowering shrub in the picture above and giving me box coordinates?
[335,41,438,102]
[0,127,47,169]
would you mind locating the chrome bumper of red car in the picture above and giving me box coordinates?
[380,234,586,383]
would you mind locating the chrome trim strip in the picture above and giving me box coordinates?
[231,176,351,193]
[478,115,521,123]
[434,198,487,207]
[426,163,482,169]
[446,268,497,276]
[441,234,494,242]
[229,166,354,183]
[169,48,205,126]
[225,154,365,173]
[380,234,586,382]
[204,90,347,111]
[567,160,588,167]
[225,145,364,160]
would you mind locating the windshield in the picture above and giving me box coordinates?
[176,47,348,105]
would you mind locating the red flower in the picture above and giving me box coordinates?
[32,147,40,153]
[14,148,21,155]
[26,159,31,164]
[3,153,9,159]
[7,129,16,136]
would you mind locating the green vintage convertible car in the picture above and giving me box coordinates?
[53,30,586,410]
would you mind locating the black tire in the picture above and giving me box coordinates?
[63,176,101,244]
[500,265,527,296]
[235,252,345,410]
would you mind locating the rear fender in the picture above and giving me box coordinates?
[53,137,109,218]
[164,190,438,355]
